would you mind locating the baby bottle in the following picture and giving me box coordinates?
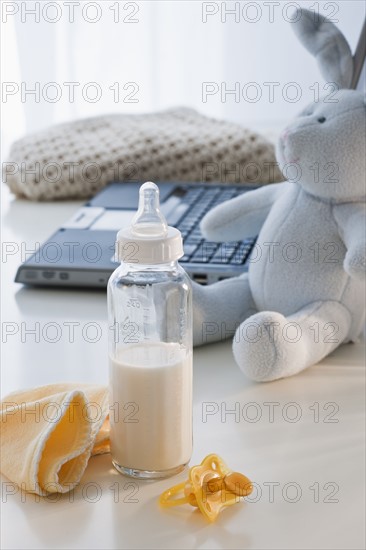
[108,182,193,479]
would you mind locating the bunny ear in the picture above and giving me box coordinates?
[290,8,353,89]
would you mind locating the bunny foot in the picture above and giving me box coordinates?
[232,311,304,382]
[232,302,352,382]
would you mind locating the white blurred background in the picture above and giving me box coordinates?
[1,0,364,156]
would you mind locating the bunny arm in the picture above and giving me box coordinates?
[333,202,366,279]
[200,182,288,242]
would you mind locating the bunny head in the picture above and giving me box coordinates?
[276,8,366,202]
[276,90,366,201]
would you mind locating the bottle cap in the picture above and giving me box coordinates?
[116,182,184,264]
[159,454,253,523]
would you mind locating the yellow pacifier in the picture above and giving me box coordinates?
[159,454,253,522]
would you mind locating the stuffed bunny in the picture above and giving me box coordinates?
[192,8,366,382]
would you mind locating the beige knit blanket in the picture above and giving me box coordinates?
[4,108,282,201]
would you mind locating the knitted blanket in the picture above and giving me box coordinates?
[4,108,282,201]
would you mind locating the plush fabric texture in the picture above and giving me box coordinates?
[0,383,110,495]
[192,9,366,382]
[290,9,353,89]
[4,108,282,201]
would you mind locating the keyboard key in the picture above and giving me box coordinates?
[182,216,198,224]
[221,192,236,200]
[211,252,231,264]
[190,229,203,238]
[185,237,203,245]
[231,250,250,264]
[183,243,198,257]
[231,244,250,263]
[191,243,217,263]
[211,244,237,263]
[177,223,193,231]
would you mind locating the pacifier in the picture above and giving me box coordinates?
[159,454,253,522]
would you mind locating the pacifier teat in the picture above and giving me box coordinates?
[131,182,168,238]
[159,454,253,522]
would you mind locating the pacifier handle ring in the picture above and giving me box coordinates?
[159,481,191,508]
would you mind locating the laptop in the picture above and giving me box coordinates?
[15,181,258,288]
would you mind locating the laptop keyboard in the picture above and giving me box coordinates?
[173,186,256,265]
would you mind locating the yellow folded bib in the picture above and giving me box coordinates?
[0,383,109,496]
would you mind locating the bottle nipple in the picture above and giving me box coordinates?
[116,181,183,263]
[131,182,168,238]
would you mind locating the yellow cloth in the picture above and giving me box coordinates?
[0,383,110,496]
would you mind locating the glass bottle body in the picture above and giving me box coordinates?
[108,260,192,479]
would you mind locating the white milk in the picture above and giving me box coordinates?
[110,342,192,473]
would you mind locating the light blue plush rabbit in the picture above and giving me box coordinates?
[193,8,366,382]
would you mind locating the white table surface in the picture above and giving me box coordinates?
[1,186,365,550]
